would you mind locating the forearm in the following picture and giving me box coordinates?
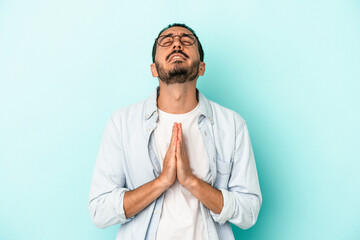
[123,176,169,218]
[184,176,224,214]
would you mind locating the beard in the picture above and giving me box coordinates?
[155,59,200,85]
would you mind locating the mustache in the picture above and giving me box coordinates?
[166,50,189,61]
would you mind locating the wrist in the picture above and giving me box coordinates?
[156,174,172,190]
[183,174,199,190]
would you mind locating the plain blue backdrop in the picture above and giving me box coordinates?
[1,0,359,239]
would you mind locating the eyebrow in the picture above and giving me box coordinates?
[159,33,193,38]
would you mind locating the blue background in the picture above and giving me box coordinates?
[1,0,359,239]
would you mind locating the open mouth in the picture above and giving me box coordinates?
[170,55,186,61]
[166,51,188,62]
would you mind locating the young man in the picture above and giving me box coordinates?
[89,23,262,240]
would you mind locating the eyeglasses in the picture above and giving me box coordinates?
[156,34,197,47]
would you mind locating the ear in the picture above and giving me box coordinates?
[198,62,206,76]
[150,63,158,77]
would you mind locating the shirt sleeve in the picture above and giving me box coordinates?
[210,121,262,229]
[88,115,134,229]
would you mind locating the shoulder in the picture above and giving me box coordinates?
[208,99,246,131]
[112,99,145,118]
[108,98,147,130]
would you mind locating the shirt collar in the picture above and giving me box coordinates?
[144,86,214,124]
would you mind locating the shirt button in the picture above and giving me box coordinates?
[146,128,150,131]
[154,210,158,214]
[145,114,149,118]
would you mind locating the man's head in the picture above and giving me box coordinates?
[151,23,205,85]
[152,23,204,63]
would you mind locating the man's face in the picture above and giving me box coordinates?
[151,26,205,85]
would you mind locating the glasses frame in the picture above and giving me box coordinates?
[156,33,197,47]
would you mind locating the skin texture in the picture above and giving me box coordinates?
[123,26,223,219]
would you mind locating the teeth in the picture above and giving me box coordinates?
[172,56,183,60]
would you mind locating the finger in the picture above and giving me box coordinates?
[178,124,186,152]
[170,123,178,142]
[178,123,182,143]
[171,137,177,155]
[172,123,177,136]
[173,128,179,153]
[176,137,181,158]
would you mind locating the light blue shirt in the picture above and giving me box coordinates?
[89,87,262,240]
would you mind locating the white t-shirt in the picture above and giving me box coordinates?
[154,102,211,240]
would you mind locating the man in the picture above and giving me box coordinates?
[89,23,262,240]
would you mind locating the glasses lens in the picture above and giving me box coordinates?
[158,36,173,46]
[181,35,196,46]
[157,34,196,46]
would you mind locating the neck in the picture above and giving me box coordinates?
[157,81,198,114]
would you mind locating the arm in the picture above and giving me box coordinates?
[89,117,131,228]
[123,178,167,218]
[88,116,131,228]
[89,118,178,228]
[183,176,224,214]
[176,123,224,214]
[210,121,262,229]
[176,121,262,229]
[123,123,178,218]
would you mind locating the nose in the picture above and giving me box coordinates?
[172,35,183,50]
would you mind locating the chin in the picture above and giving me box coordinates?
[173,60,185,63]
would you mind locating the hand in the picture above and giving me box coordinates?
[158,123,178,189]
[176,123,196,188]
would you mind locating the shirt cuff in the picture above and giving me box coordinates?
[210,189,235,225]
[113,187,134,224]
